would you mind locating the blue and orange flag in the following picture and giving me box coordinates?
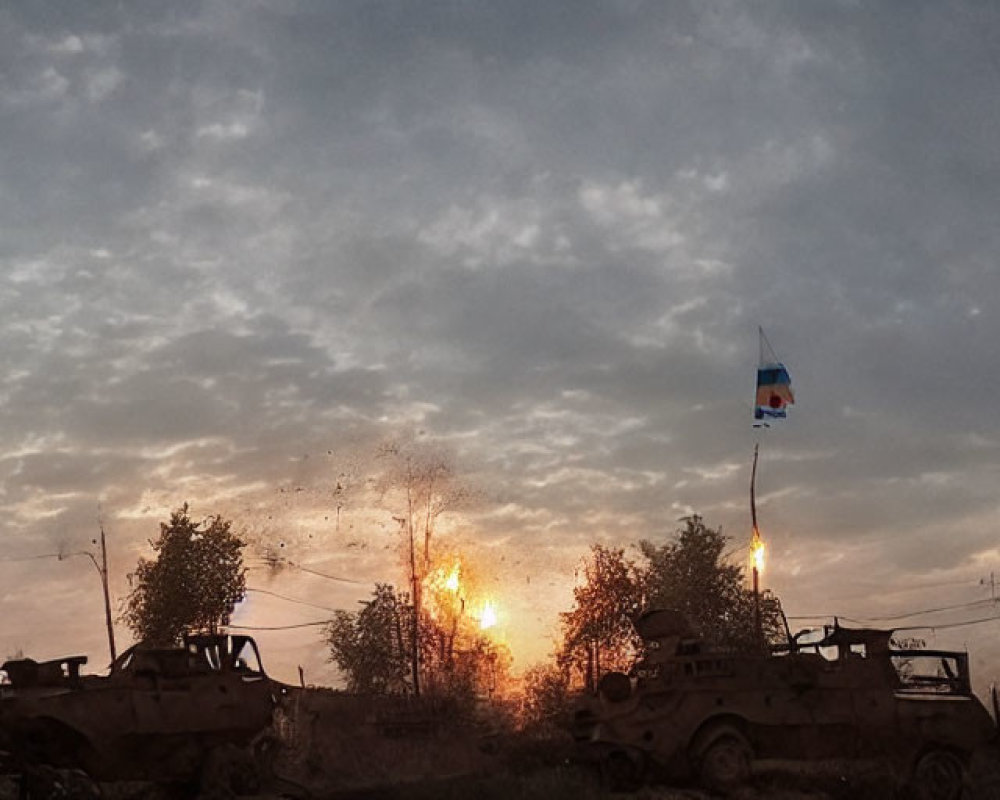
[754,328,794,423]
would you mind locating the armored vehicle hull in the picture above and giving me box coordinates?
[573,610,998,798]
[0,634,277,785]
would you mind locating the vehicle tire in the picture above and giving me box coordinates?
[697,733,752,795]
[912,750,965,800]
[19,765,101,800]
[598,672,632,704]
[600,749,646,792]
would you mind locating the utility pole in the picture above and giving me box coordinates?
[97,514,116,663]
[395,514,421,697]
[71,506,116,664]
[983,572,996,604]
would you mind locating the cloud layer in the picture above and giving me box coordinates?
[3,0,1000,685]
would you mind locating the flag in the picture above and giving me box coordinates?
[755,362,794,420]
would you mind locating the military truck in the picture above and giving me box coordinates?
[572,609,998,799]
[0,633,285,793]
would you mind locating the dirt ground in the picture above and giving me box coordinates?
[3,686,1000,799]
[262,689,1000,800]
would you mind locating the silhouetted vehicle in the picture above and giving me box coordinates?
[0,633,284,793]
[572,610,998,799]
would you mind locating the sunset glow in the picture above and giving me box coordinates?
[4,0,999,698]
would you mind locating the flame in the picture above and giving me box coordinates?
[751,532,765,575]
[479,602,497,630]
[421,556,502,636]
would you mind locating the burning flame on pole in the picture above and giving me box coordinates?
[751,530,765,576]
[750,443,763,646]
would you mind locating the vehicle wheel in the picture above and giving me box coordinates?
[598,672,632,704]
[912,750,965,800]
[698,734,752,794]
[19,765,101,800]
[600,750,646,792]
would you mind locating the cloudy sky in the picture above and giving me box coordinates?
[3,0,1000,688]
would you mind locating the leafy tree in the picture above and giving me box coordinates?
[559,544,643,690]
[555,516,789,690]
[418,616,511,701]
[640,515,786,651]
[123,504,247,646]
[327,583,412,694]
[327,582,511,701]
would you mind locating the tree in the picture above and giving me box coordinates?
[327,581,511,701]
[373,440,473,696]
[328,439,505,701]
[555,516,789,691]
[327,583,412,694]
[640,515,785,651]
[123,504,247,646]
[559,544,643,690]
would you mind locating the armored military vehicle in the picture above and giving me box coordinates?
[573,609,998,799]
[0,633,282,791]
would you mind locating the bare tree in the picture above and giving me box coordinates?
[373,439,473,695]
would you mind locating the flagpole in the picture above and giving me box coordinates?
[750,442,762,646]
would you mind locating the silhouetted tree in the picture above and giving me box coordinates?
[556,516,788,689]
[559,544,643,690]
[640,515,785,650]
[123,504,246,646]
[327,582,511,701]
[327,583,412,694]
[373,439,475,696]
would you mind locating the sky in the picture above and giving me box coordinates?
[2,0,1000,690]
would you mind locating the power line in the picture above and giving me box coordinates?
[787,597,994,624]
[895,614,1000,633]
[245,586,341,613]
[831,577,984,604]
[0,552,71,563]
[288,561,368,585]
[863,597,993,622]
[247,557,368,585]
[227,620,332,631]
[786,612,1000,634]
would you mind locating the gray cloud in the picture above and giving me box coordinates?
[3,0,1000,683]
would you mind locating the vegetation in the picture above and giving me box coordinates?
[555,515,786,691]
[327,583,412,694]
[327,580,510,702]
[519,663,572,732]
[327,442,510,702]
[558,544,643,691]
[123,504,247,646]
[640,514,786,651]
